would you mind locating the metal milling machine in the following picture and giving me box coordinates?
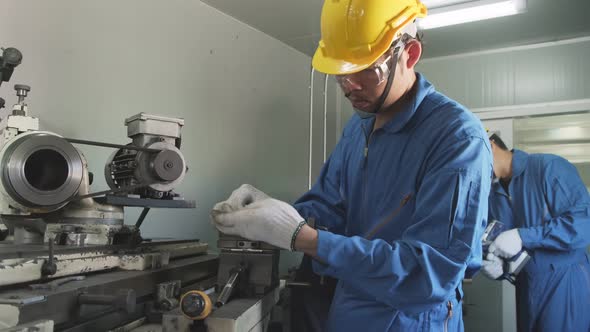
[0,46,286,332]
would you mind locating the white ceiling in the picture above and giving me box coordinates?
[202,0,590,58]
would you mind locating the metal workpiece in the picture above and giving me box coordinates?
[0,131,84,212]
[215,266,244,308]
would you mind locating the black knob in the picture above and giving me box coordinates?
[14,84,30,93]
[2,48,23,66]
[180,290,212,320]
[0,97,4,109]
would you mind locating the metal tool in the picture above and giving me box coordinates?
[482,220,531,284]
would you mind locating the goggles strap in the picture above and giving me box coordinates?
[372,46,400,114]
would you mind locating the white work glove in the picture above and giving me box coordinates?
[481,253,504,280]
[212,184,269,213]
[488,229,523,259]
[211,198,306,251]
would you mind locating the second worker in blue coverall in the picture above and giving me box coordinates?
[482,133,590,332]
[210,0,492,330]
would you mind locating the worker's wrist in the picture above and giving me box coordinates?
[294,224,318,257]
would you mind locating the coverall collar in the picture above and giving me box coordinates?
[512,149,529,179]
[362,73,434,134]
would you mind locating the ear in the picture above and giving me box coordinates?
[404,40,422,69]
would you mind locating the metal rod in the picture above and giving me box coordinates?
[215,267,242,307]
[135,208,150,229]
[65,138,160,153]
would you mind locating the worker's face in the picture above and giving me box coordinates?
[336,40,422,112]
[336,52,394,111]
[490,140,502,178]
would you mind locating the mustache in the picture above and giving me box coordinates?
[345,92,366,101]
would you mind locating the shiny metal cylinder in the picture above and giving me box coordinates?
[0,131,83,212]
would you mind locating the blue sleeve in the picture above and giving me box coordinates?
[293,139,346,234]
[519,158,590,250]
[312,133,492,308]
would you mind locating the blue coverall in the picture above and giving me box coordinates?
[488,149,590,332]
[293,74,492,331]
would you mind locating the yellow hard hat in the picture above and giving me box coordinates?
[312,0,428,75]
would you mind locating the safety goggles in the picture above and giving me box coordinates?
[335,52,394,90]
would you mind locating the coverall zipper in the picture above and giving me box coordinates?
[360,124,373,233]
[443,300,453,332]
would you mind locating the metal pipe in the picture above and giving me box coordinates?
[308,67,315,190]
[323,74,329,163]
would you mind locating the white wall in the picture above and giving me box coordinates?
[418,37,590,109]
[0,0,336,271]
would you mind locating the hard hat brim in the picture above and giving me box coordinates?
[312,47,382,76]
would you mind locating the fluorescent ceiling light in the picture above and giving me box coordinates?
[418,0,526,30]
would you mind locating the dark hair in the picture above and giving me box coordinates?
[489,133,509,151]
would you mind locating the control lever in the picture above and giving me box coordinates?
[41,240,57,277]
[216,265,245,307]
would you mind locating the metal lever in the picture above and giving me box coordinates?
[41,240,57,277]
[216,266,244,307]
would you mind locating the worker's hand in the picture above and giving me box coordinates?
[211,198,306,251]
[212,184,269,214]
[481,253,504,280]
[488,229,523,259]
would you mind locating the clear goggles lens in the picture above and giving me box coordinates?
[335,54,392,89]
